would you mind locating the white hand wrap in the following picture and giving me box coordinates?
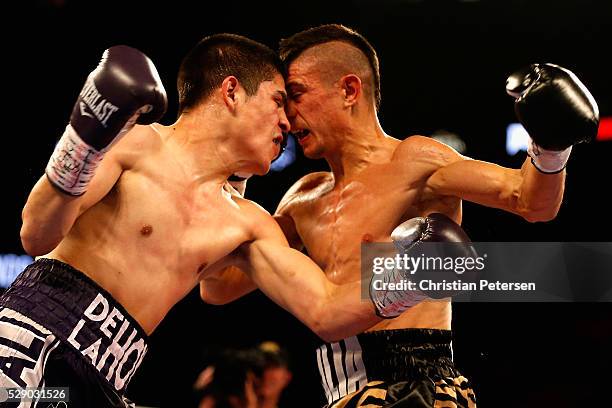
[527,137,572,174]
[45,124,106,196]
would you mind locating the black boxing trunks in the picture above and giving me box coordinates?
[0,258,148,407]
[316,329,476,408]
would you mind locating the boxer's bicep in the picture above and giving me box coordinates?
[199,266,257,305]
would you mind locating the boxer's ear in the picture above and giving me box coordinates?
[340,74,362,108]
[221,76,241,112]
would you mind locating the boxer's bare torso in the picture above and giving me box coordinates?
[48,124,266,334]
[27,71,387,342]
[277,135,462,331]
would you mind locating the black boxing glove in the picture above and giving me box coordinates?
[506,63,599,173]
[369,213,478,318]
[46,45,167,196]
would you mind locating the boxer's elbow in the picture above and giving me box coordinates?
[201,296,231,305]
[518,201,561,223]
[200,279,241,306]
[513,190,561,223]
[522,208,559,223]
[199,282,233,305]
[20,222,40,256]
[20,214,61,256]
[20,229,56,256]
[309,319,334,343]
[307,303,340,343]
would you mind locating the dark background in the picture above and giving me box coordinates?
[3,0,612,406]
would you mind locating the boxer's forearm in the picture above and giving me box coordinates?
[21,175,83,255]
[242,239,380,341]
[22,47,165,256]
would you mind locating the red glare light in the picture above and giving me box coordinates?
[597,117,612,141]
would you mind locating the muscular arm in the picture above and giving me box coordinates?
[199,182,305,305]
[21,46,166,256]
[20,144,125,256]
[199,214,301,305]
[200,266,257,305]
[199,180,256,305]
[419,138,564,222]
[237,210,379,342]
[425,63,598,222]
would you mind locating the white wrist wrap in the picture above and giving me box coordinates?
[527,137,572,174]
[45,124,106,196]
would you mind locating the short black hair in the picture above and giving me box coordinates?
[279,24,381,110]
[178,33,285,114]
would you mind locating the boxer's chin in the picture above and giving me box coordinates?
[237,156,270,176]
[257,165,271,176]
[302,144,325,160]
[250,160,271,176]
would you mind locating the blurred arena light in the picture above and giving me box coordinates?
[506,123,529,155]
[597,117,612,141]
[0,254,33,288]
[507,116,612,156]
[431,129,467,154]
[270,133,297,172]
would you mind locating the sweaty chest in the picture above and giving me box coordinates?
[293,172,419,275]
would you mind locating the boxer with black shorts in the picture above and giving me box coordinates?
[201,25,598,407]
[0,34,421,407]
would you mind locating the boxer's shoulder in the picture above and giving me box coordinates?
[236,197,281,240]
[104,123,163,171]
[394,135,453,158]
[292,171,333,191]
[277,171,332,215]
[393,134,464,170]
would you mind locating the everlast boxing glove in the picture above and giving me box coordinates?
[369,213,478,318]
[46,45,167,196]
[506,63,599,173]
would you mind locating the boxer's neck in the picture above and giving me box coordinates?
[160,111,241,185]
[325,115,390,182]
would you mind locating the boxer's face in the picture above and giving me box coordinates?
[238,74,290,174]
[286,56,346,159]
[257,366,292,397]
